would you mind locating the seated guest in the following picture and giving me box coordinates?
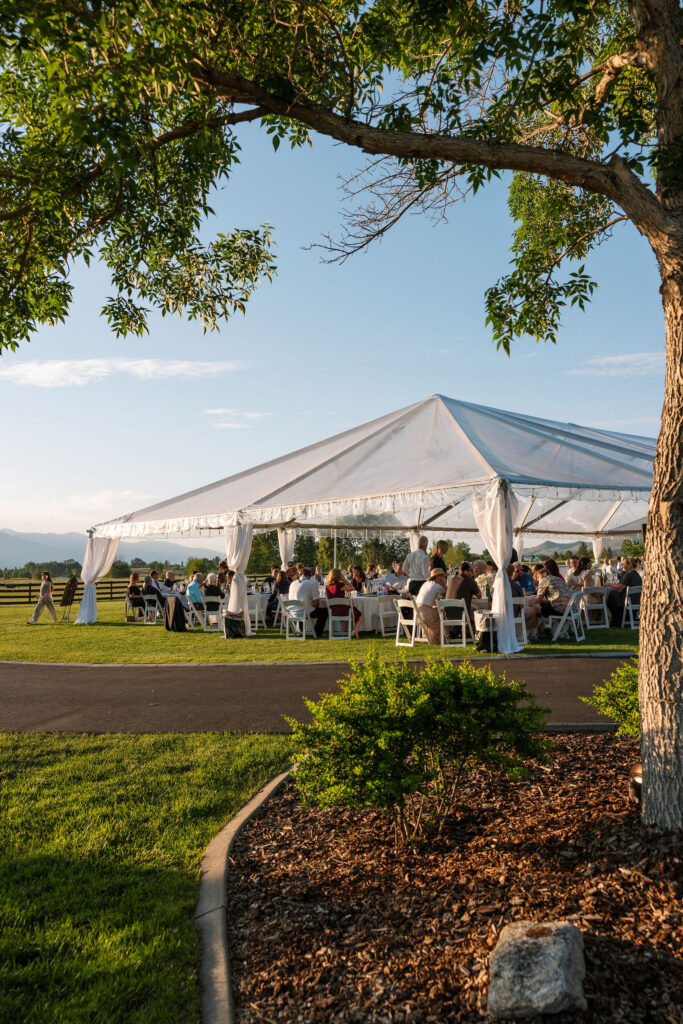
[143,573,165,608]
[365,563,380,580]
[290,567,328,637]
[313,565,324,584]
[266,569,289,620]
[445,561,481,623]
[512,562,535,594]
[326,568,362,639]
[565,557,580,584]
[416,568,448,644]
[574,556,595,589]
[350,565,367,592]
[485,560,497,585]
[536,561,571,619]
[187,573,205,606]
[605,558,641,625]
[262,565,280,593]
[203,573,225,602]
[497,564,540,631]
[127,573,145,618]
[162,571,178,593]
[429,540,449,574]
[385,562,408,593]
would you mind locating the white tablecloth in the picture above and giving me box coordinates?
[351,595,380,632]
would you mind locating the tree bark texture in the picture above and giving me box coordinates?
[640,233,683,828]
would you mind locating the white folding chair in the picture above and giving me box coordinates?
[189,599,222,632]
[395,599,428,647]
[281,600,317,640]
[125,595,144,623]
[377,595,399,637]
[247,595,266,633]
[622,586,641,629]
[512,596,528,646]
[325,597,354,639]
[203,600,223,632]
[436,599,474,647]
[580,587,611,629]
[186,599,204,630]
[142,594,162,624]
[547,591,585,643]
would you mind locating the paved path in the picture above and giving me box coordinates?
[0,656,631,732]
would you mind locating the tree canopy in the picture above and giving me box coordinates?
[1,0,680,351]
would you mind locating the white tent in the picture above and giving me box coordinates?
[81,395,654,645]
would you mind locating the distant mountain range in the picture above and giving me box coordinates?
[0,529,223,568]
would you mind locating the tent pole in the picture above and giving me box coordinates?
[333,529,337,568]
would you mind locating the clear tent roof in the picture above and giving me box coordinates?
[92,394,654,542]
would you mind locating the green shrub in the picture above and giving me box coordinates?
[581,659,640,738]
[286,650,550,848]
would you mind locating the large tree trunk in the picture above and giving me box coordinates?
[639,239,683,828]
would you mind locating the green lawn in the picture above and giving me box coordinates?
[0,600,638,663]
[0,732,294,1024]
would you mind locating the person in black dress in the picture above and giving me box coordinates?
[126,573,145,619]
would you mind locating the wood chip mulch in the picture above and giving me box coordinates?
[226,735,683,1023]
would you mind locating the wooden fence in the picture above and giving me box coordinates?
[0,574,273,606]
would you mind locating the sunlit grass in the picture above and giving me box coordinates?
[0,601,639,664]
[0,732,293,1023]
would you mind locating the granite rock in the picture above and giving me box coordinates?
[487,920,587,1019]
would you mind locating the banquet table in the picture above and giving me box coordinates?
[247,592,269,624]
[350,594,380,632]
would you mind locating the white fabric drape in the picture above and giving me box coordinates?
[592,536,604,563]
[472,480,521,654]
[409,531,420,551]
[278,528,296,569]
[74,537,120,624]
[225,524,254,635]
[516,534,525,561]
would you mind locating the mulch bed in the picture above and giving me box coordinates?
[226,735,682,1023]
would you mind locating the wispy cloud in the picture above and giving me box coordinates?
[203,408,270,430]
[0,358,246,388]
[565,353,664,378]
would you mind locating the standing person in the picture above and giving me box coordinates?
[429,539,449,574]
[27,571,58,625]
[403,535,430,596]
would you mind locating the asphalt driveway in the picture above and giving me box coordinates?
[0,655,630,732]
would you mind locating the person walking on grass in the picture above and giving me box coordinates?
[27,571,57,625]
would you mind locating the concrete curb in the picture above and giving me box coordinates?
[193,768,292,1024]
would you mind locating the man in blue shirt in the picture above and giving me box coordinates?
[513,562,536,594]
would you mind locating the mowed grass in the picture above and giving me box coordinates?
[0,600,639,663]
[0,732,294,1024]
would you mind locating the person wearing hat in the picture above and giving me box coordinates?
[415,567,448,644]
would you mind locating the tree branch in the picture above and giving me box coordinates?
[542,215,629,287]
[192,63,672,238]
[0,106,266,224]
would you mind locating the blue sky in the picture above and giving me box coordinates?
[0,122,665,541]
